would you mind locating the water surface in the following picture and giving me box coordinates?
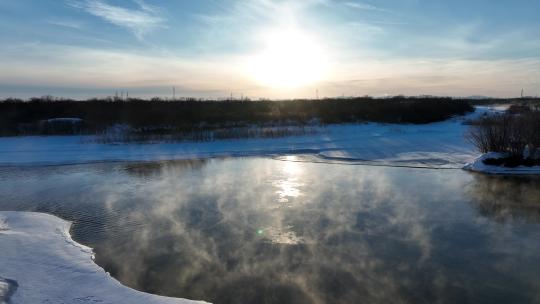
[1,157,539,304]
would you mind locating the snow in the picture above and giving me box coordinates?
[0,211,209,304]
[0,277,18,304]
[464,152,540,175]
[0,106,504,169]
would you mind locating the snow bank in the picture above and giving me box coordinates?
[0,277,18,304]
[0,211,209,304]
[464,152,540,175]
[0,106,502,168]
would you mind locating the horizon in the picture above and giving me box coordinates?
[1,0,539,99]
[3,94,539,102]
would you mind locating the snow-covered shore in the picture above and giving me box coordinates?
[0,211,208,304]
[464,152,540,175]
[0,106,504,169]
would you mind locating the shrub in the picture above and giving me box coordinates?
[467,110,540,158]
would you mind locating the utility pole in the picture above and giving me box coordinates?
[173,86,176,100]
[316,89,319,100]
[521,88,524,98]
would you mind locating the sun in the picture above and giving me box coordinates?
[247,27,329,89]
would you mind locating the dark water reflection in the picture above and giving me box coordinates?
[1,157,540,304]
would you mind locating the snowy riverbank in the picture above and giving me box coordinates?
[464,152,540,175]
[0,211,208,304]
[0,106,504,169]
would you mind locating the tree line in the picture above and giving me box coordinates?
[0,96,474,136]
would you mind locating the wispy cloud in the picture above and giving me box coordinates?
[342,1,391,13]
[67,0,165,39]
[46,18,85,30]
[191,0,339,53]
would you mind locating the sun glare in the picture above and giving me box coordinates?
[248,27,329,89]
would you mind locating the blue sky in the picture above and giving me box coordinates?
[0,0,539,99]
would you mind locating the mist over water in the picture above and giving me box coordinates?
[1,157,539,304]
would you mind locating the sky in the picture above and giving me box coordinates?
[0,0,539,99]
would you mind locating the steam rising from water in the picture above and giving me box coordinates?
[0,158,539,303]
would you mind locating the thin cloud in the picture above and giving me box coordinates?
[46,18,85,30]
[133,0,159,13]
[67,0,165,39]
[342,1,391,13]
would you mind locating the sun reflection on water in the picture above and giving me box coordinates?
[262,156,307,245]
[275,156,304,204]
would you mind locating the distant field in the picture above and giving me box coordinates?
[0,96,478,137]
